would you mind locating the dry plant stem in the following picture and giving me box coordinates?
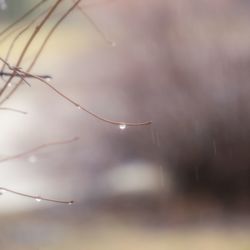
[0,137,79,164]
[0,19,30,45]
[1,8,51,74]
[0,1,152,127]
[25,0,82,75]
[0,58,32,87]
[0,0,48,37]
[0,0,64,100]
[33,74,152,126]
[0,0,78,104]
[75,1,114,45]
[0,71,51,80]
[0,107,27,114]
[0,58,152,126]
[0,187,73,204]
[15,0,63,69]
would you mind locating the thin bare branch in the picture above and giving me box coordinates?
[0,187,74,205]
[0,0,48,37]
[0,0,64,100]
[0,107,27,114]
[0,19,29,45]
[0,58,32,86]
[0,0,80,104]
[74,1,115,46]
[1,7,50,74]
[0,137,79,164]
[0,0,152,206]
[26,0,82,73]
[0,71,52,80]
[0,59,152,127]
[31,73,152,126]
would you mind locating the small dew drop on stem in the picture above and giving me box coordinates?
[119,124,127,130]
[35,197,41,202]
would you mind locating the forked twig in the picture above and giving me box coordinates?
[0,58,152,127]
[0,0,80,104]
[0,0,64,99]
[0,1,81,206]
[0,7,51,74]
[0,71,51,80]
[0,0,152,205]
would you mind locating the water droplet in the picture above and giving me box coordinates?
[68,201,73,205]
[119,124,126,130]
[35,197,41,202]
[28,155,37,163]
[44,75,52,82]
[0,188,6,195]
[76,105,81,110]
[8,83,12,87]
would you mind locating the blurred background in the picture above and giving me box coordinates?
[0,0,250,249]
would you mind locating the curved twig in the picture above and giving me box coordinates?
[0,59,152,127]
[0,107,27,114]
[0,136,79,164]
[74,0,115,46]
[0,187,73,205]
[32,73,152,126]
[1,7,50,74]
[0,0,64,100]
[0,0,48,37]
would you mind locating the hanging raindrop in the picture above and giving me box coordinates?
[0,188,6,195]
[44,75,52,82]
[119,124,126,130]
[28,155,37,163]
[35,197,41,202]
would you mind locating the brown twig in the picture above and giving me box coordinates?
[0,136,79,164]
[0,0,48,37]
[0,187,74,205]
[74,0,115,46]
[0,1,82,206]
[0,59,152,127]
[0,0,80,105]
[0,71,52,80]
[0,7,51,74]
[0,107,27,114]
[30,73,152,126]
[0,0,64,100]
[0,0,152,206]
[25,0,82,76]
